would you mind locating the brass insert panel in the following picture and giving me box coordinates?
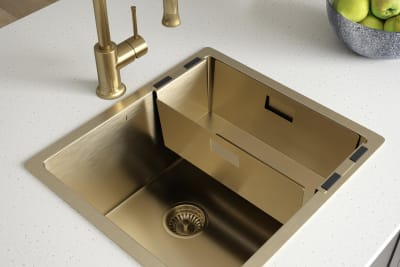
[26,48,384,267]
[156,57,364,223]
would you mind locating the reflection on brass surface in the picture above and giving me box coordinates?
[107,160,281,267]
[26,48,384,266]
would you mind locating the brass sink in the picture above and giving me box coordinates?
[26,48,384,267]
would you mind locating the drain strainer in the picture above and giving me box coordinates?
[164,203,207,238]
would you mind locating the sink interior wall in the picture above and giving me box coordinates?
[44,93,178,214]
[211,60,361,177]
[42,91,283,267]
[158,58,361,178]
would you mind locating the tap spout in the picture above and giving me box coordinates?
[91,0,178,99]
[162,0,180,27]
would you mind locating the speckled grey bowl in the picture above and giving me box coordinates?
[327,0,400,59]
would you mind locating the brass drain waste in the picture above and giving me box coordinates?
[164,203,207,238]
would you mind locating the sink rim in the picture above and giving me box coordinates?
[25,47,384,267]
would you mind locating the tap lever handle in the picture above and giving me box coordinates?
[131,6,139,38]
[125,5,148,59]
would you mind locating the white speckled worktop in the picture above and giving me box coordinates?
[0,0,399,266]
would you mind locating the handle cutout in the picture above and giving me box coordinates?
[264,96,293,122]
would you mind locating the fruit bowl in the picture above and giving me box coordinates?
[327,0,400,59]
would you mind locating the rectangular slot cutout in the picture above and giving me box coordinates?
[321,172,341,191]
[264,95,293,122]
[153,76,173,89]
[350,146,368,162]
[184,57,203,69]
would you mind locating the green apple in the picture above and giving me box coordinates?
[333,0,369,22]
[384,15,400,31]
[359,15,384,30]
[371,0,400,19]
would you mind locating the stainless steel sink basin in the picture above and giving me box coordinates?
[26,48,384,267]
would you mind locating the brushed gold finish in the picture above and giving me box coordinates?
[92,0,180,99]
[93,0,111,50]
[162,0,180,27]
[93,1,148,99]
[156,58,363,223]
[26,48,384,266]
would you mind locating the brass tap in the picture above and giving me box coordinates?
[92,0,180,99]
[92,1,148,99]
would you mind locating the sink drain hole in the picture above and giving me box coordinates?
[164,203,207,238]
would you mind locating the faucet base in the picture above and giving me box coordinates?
[92,2,149,100]
[96,83,126,100]
[94,42,127,100]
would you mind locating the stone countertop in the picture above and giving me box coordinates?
[0,0,399,266]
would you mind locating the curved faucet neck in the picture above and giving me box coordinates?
[93,0,112,50]
[93,0,181,44]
